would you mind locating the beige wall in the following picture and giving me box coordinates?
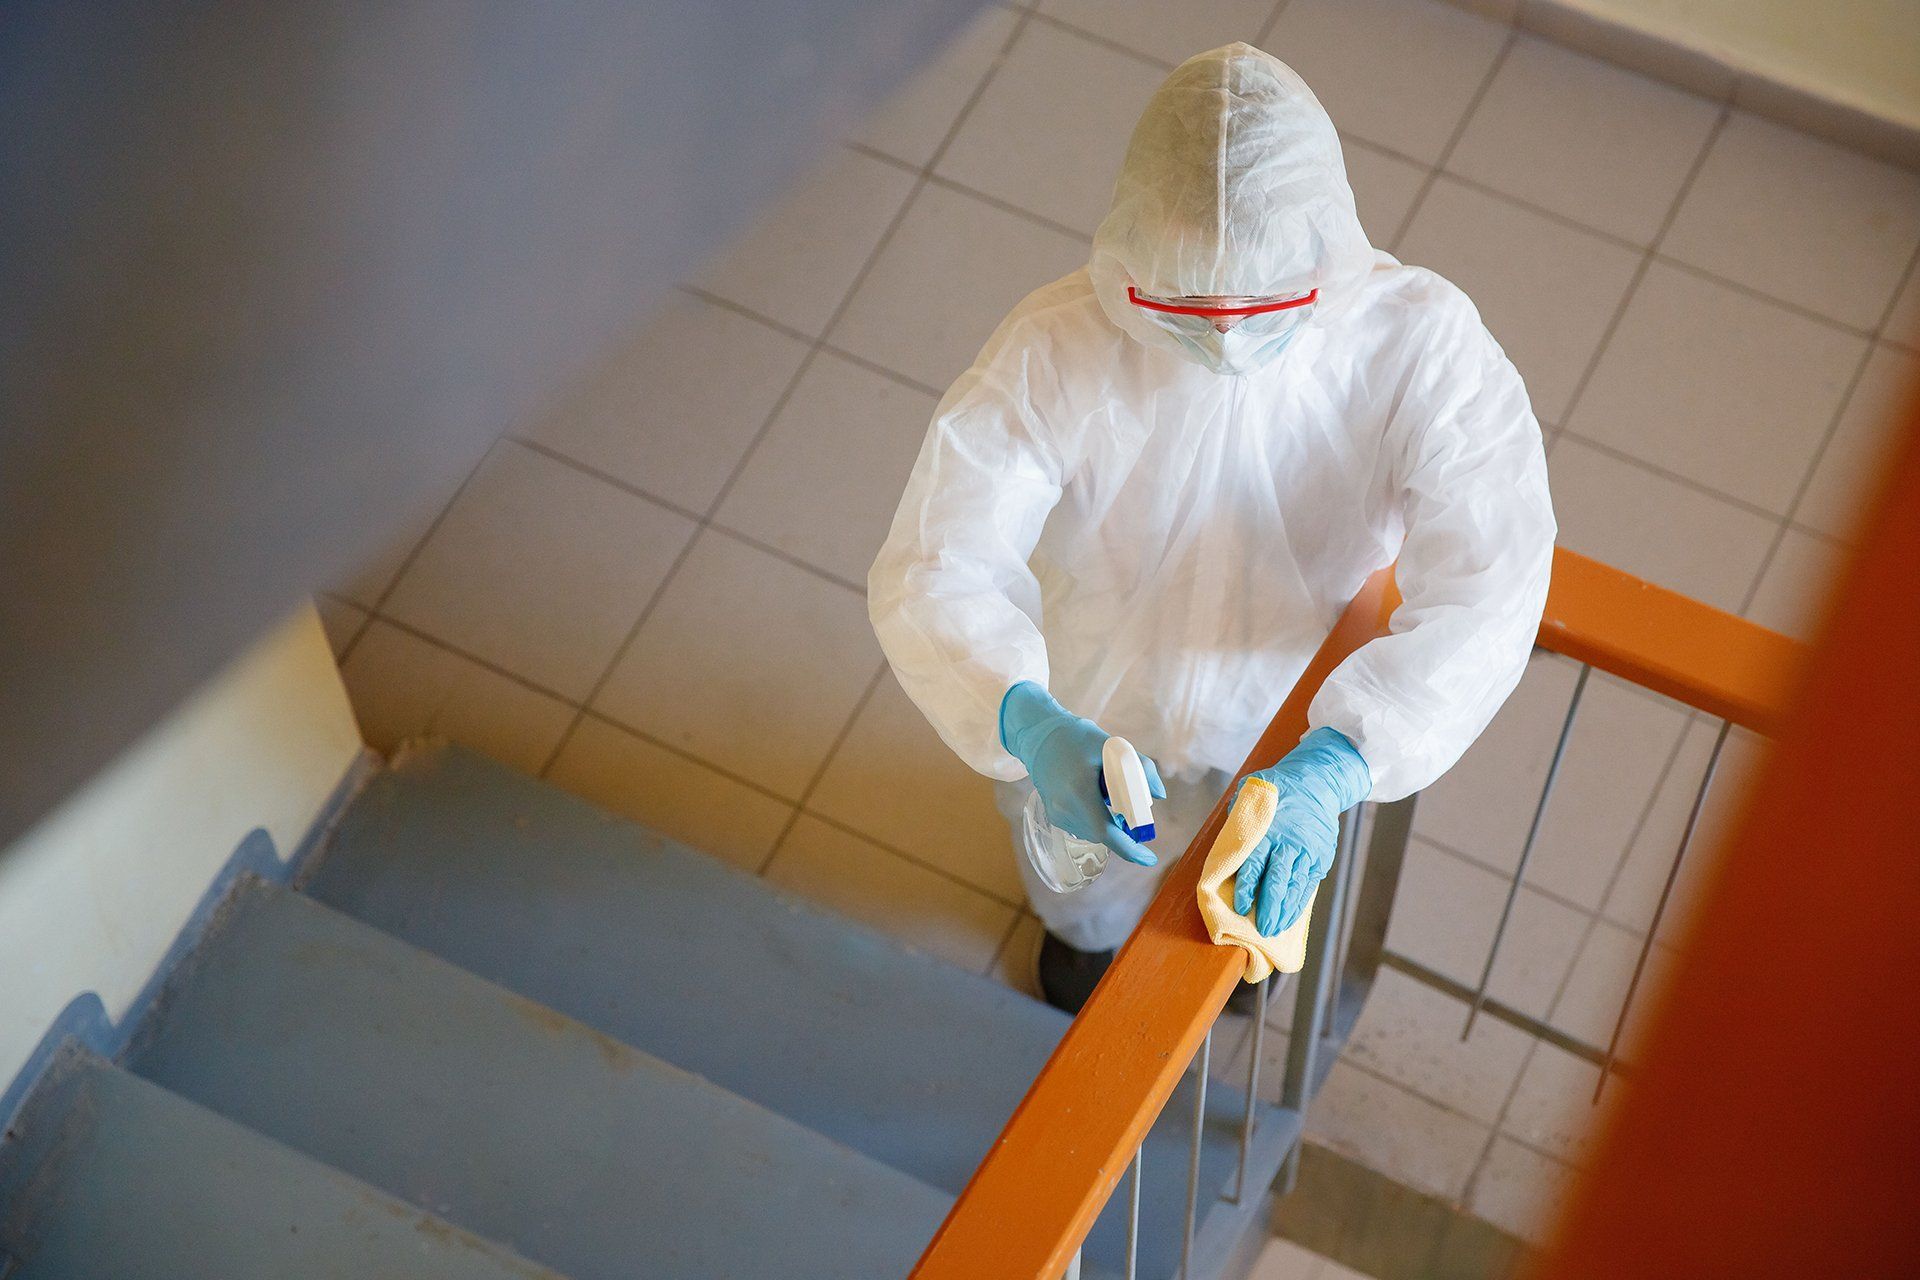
[0,606,364,1091]
[1572,0,1920,126]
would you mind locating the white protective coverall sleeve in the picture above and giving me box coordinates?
[1307,291,1555,801]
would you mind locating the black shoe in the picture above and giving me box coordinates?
[1035,931,1115,1015]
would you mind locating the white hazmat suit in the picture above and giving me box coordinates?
[869,43,1555,949]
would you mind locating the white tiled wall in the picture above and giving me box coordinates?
[320,0,1920,1258]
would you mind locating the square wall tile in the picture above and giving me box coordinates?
[1661,112,1920,331]
[937,21,1166,235]
[1745,528,1841,642]
[527,292,810,512]
[690,148,919,338]
[314,595,370,659]
[1249,1236,1331,1280]
[808,672,1023,902]
[1502,1040,1611,1165]
[1546,436,1779,613]
[1570,263,1867,515]
[545,716,795,873]
[327,476,469,610]
[1397,176,1641,422]
[383,442,697,700]
[1796,343,1920,542]
[1304,1061,1491,1200]
[1384,838,1587,1021]
[831,181,1091,390]
[715,350,938,584]
[1415,653,1581,870]
[1469,1136,1577,1246]
[1342,968,1534,1123]
[595,531,880,800]
[763,814,1018,970]
[1602,722,1767,941]
[1547,918,1683,1050]
[1344,137,1429,247]
[1266,0,1509,164]
[853,5,1019,168]
[1447,35,1719,246]
[1041,0,1279,68]
[1418,660,1690,912]
[341,622,576,775]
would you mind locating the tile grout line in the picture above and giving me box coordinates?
[530,513,709,780]
[1540,101,1730,455]
[360,612,581,706]
[316,593,376,659]
[681,279,948,397]
[916,169,1096,244]
[755,663,888,876]
[723,8,1045,887]
[1384,27,1521,260]
[360,6,1043,886]
[1458,1038,1540,1209]
[527,27,983,778]
[792,807,1029,911]
[1430,164,1903,345]
[1552,429,1800,526]
[1411,829,1613,925]
[1334,1053,1580,1184]
[333,445,496,667]
[570,707,818,809]
[980,908,1035,982]
[1254,0,1298,50]
[1020,9,1174,73]
[1531,711,1703,1064]
[509,434,870,595]
[1734,233,1920,615]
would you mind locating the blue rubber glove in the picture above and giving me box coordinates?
[1233,728,1371,937]
[999,681,1167,867]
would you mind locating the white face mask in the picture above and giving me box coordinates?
[1169,314,1308,375]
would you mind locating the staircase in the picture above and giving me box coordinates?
[0,744,1291,1279]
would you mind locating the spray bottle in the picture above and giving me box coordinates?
[1020,737,1158,894]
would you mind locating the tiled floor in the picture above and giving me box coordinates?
[314,0,1920,1261]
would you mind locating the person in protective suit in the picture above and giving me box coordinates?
[869,43,1555,1013]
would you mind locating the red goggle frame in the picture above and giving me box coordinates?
[1125,286,1320,316]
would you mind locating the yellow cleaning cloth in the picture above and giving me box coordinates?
[1196,777,1315,982]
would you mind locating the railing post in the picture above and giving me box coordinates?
[1276,805,1360,1192]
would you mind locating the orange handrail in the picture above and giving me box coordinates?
[908,547,1807,1280]
[1540,548,1800,736]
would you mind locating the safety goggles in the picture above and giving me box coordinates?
[1126,285,1319,338]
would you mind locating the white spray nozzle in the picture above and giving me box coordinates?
[1101,736,1156,843]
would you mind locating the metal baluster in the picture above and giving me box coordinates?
[1463,663,1592,1039]
[1181,1030,1211,1280]
[1230,974,1272,1204]
[1124,1146,1142,1280]
[1594,719,1731,1103]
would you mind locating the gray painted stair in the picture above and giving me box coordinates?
[304,744,1296,1278]
[0,1048,564,1280]
[124,876,949,1280]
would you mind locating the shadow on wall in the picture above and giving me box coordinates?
[0,826,328,1132]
